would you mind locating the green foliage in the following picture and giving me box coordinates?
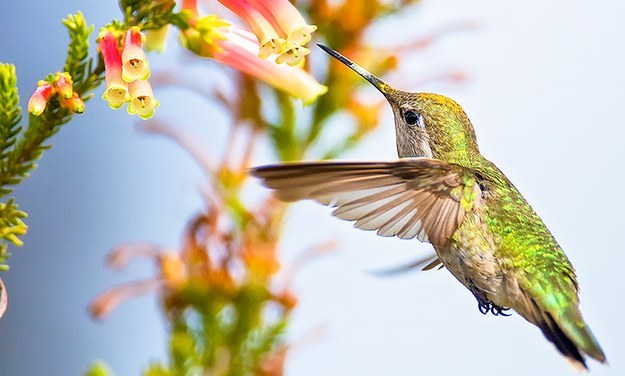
[63,12,97,94]
[0,199,27,271]
[119,0,178,30]
[143,283,288,376]
[0,12,101,197]
[269,92,302,162]
[0,64,22,183]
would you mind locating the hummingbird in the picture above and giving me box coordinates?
[251,44,606,369]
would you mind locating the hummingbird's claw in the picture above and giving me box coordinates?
[477,300,512,317]
[491,306,512,317]
[478,302,490,315]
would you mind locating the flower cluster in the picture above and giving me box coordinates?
[90,204,298,374]
[180,0,327,105]
[90,206,296,319]
[98,27,159,119]
[217,0,317,65]
[27,72,85,116]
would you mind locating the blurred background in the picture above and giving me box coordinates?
[1,0,624,375]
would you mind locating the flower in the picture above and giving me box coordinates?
[60,92,85,113]
[27,80,54,116]
[217,0,316,65]
[274,44,309,66]
[145,25,169,53]
[217,0,285,58]
[89,243,185,320]
[251,0,317,46]
[127,79,159,119]
[99,30,130,109]
[89,279,162,319]
[54,72,74,99]
[181,18,327,105]
[215,28,326,104]
[122,27,150,82]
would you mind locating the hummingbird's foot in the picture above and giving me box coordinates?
[477,301,512,317]
[490,305,512,317]
[478,302,490,315]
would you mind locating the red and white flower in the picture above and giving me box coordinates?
[122,27,151,82]
[180,10,326,104]
[27,80,54,116]
[99,30,131,109]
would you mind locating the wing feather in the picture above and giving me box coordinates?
[251,159,481,248]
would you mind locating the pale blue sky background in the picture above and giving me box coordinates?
[0,1,624,375]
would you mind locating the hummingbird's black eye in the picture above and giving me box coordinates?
[403,110,421,126]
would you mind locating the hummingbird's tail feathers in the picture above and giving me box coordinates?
[534,310,587,370]
[515,286,606,370]
[559,311,607,365]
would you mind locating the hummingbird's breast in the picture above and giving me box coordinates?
[436,207,510,308]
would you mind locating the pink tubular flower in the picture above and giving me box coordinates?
[250,0,317,45]
[54,72,74,99]
[127,79,159,119]
[181,19,327,104]
[122,27,150,82]
[217,0,286,58]
[217,0,316,65]
[27,80,54,116]
[214,28,326,104]
[90,279,162,319]
[89,244,186,320]
[99,30,130,109]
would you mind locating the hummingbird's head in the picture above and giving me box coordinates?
[318,45,480,161]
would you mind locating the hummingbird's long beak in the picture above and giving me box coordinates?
[317,44,393,98]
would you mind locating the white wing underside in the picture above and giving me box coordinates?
[254,160,473,247]
[318,185,431,241]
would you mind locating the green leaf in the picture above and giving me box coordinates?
[0,197,27,270]
[269,92,303,162]
[62,12,95,93]
[0,64,22,163]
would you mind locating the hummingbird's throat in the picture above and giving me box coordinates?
[393,115,433,159]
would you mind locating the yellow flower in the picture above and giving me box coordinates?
[54,72,74,99]
[60,92,85,114]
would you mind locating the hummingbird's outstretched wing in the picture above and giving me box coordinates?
[251,158,481,248]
